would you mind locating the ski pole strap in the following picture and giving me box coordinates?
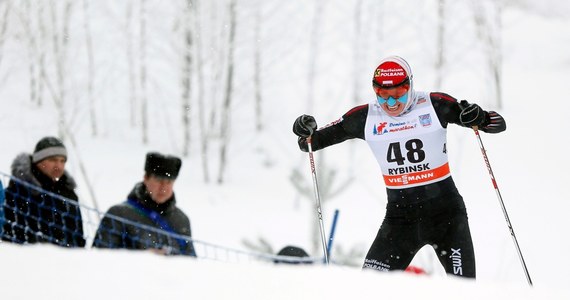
[126,198,188,253]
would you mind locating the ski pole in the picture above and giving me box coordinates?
[306,136,329,264]
[472,127,533,286]
[327,209,340,259]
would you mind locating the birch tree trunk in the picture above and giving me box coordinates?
[195,0,210,182]
[472,0,503,108]
[434,0,446,90]
[139,0,148,144]
[19,0,41,106]
[348,0,367,180]
[36,1,47,107]
[82,0,97,136]
[217,0,236,184]
[352,0,363,107]
[0,2,11,70]
[253,0,263,132]
[306,0,325,113]
[490,3,503,109]
[47,0,73,138]
[125,0,137,127]
[181,0,194,157]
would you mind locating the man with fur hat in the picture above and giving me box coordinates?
[1,136,86,247]
[92,152,196,256]
[292,56,506,279]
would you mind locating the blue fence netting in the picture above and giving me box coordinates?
[0,171,322,265]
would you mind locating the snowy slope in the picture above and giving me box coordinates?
[1,243,568,300]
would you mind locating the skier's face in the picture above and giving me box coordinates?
[374,83,410,117]
[144,174,175,204]
[36,156,66,182]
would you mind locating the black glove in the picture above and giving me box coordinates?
[459,100,487,128]
[292,115,317,138]
[480,111,506,133]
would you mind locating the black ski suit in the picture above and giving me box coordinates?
[296,92,506,278]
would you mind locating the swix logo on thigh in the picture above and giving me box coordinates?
[450,248,463,275]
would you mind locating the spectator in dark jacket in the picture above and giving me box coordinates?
[1,136,86,247]
[92,152,196,256]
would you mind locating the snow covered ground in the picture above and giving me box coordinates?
[1,243,568,300]
[1,0,570,298]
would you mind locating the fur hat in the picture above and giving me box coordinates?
[144,152,182,180]
[32,136,68,163]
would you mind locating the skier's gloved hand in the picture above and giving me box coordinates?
[297,137,309,152]
[459,100,487,128]
[293,115,317,138]
[480,111,507,133]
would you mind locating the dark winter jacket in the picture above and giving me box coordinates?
[92,182,196,257]
[1,153,86,247]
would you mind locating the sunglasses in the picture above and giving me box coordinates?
[377,93,409,106]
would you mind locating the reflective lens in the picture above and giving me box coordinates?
[398,92,408,104]
[377,92,408,106]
